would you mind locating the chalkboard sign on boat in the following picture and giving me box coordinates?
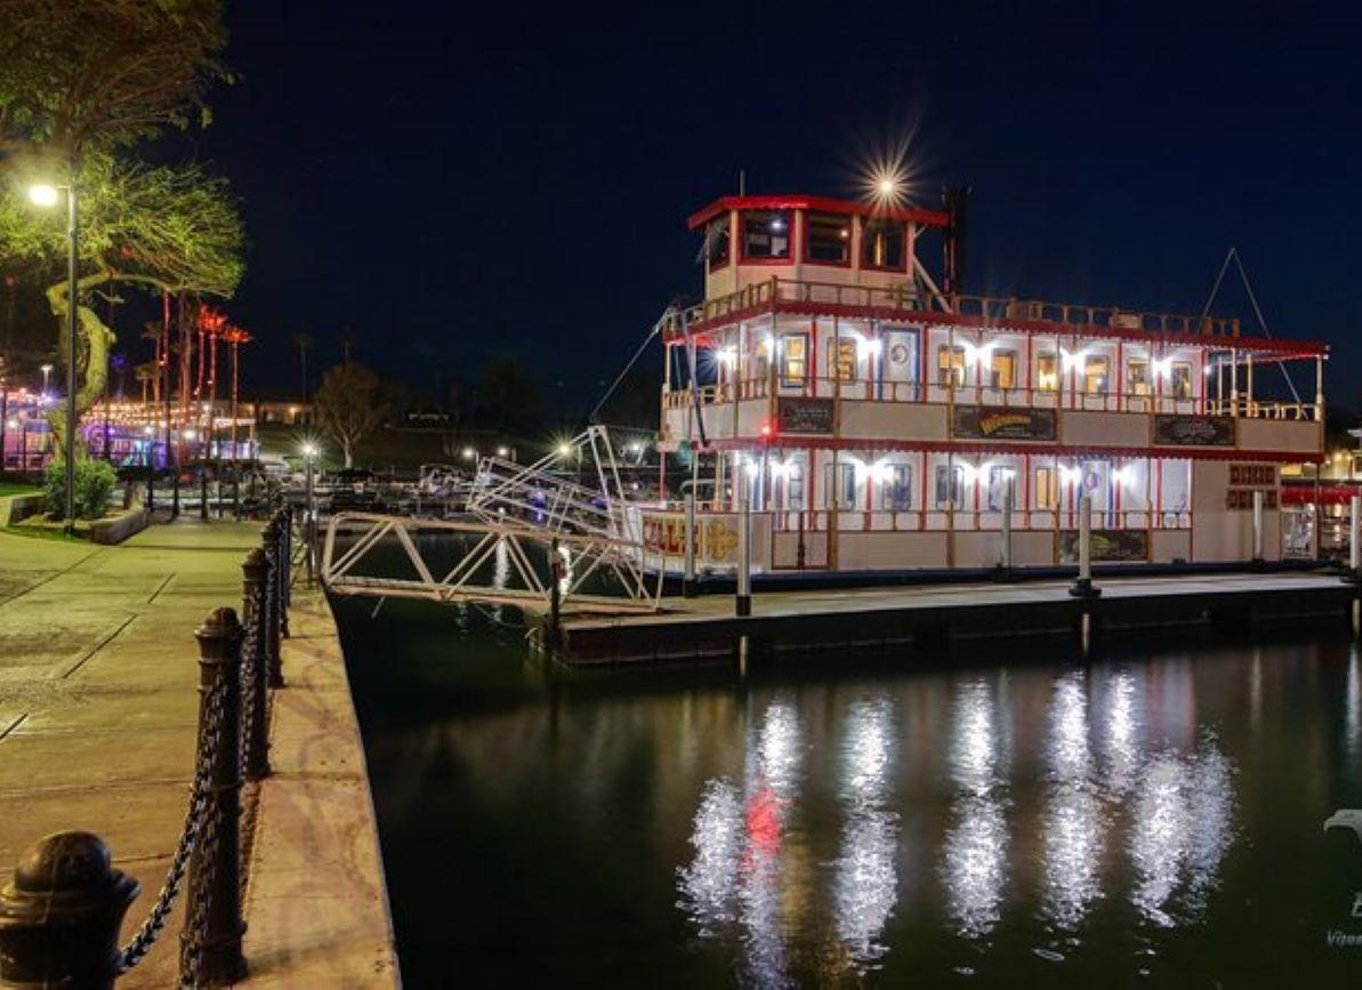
[776,397,835,435]
[1153,414,1235,447]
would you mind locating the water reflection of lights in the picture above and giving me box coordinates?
[679,700,803,989]
[1129,738,1234,927]
[1104,670,1139,797]
[943,680,1007,939]
[1347,647,1360,771]
[1043,673,1102,932]
[834,697,897,969]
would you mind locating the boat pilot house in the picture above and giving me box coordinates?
[651,193,1326,573]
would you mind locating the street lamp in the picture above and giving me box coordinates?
[29,183,78,532]
[39,363,53,394]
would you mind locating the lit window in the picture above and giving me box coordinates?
[1084,355,1110,394]
[989,350,1018,389]
[828,337,857,382]
[780,334,807,386]
[704,216,730,268]
[824,462,858,508]
[805,212,851,264]
[880,464,913,510]
[862,218,906,269]
[785,462,805,510]
[937,346,966,387]
[742,210,791,260]
[1127,359,1150,396]
[1037,353,1058,391]
[1034,467,1059,510]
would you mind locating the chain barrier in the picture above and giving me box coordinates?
[115,676,229,976]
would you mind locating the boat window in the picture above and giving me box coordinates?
[1170,362,1193,399]
[862,218,906,269]
[741,210,791,260]
[880,463,912,510]
[828,337,857,382]
[986,466,1017,511]
[1035,466,1060,510]
[937,346,966,387]
[989,349,1018,389]
[1084,355,1110,394]
[704,216,730,269]
[785,462,805,510]
[1127,359,1151,396]
[780,334,808,386]
[934,463,965,510]
[805,212,851,264]
[824,462,858,509]
[1036,352,1058,391]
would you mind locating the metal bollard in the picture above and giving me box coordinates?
[241,548,272,780]
[1252,489,1264,564]
[275,510,291,640]
[199,471,209,522]
[1069,492,1102,599]
[180,607,247,986]
[0,831,140,990]
[261,520,285,689]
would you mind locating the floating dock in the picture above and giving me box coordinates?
[546,570,1357,664]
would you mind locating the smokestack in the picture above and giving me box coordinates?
[942,185,970,297]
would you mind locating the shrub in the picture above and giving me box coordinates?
[43,459,118,520]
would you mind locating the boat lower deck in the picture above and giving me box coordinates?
[548,570,1358,664]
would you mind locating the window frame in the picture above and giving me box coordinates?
[739,209,793,264]
[1034,466,1059,511]
[779,333,809,387]
[937,345,967,387]
[828,336,857,382]
[934,463,965,510]
[704,215,731,271]
[986,465,1017,511]
[1036,352,1059,392]
[1169,361,1193,400]
[861,217,909,272]
[1084,355,1110,394]
[785,462,805,510]
[989,349,1019,390]
[879,463,913,511]
[824,461,858,509]
[803,211,852,267]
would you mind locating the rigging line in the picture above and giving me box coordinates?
[1197,247,1236,325]
[587,307,670,425]
[1232,250,1304,405]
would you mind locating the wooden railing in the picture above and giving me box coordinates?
[664,277,1241,338]
[671,505,1192,534]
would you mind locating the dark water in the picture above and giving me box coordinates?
[335,597,1362,988]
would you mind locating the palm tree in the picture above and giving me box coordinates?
[293,332,315,402]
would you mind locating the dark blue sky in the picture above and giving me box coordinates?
[199,2,1362,412]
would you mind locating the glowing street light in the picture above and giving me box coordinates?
[461,446,476,460]
[39,363,53,393]
[28,179,78,533]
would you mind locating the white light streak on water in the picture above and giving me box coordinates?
[1044,672,1102,931]
[834,696,898,970]
[943,680,1007,938]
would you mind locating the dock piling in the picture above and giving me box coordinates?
[1252,490,1264,565]
[736,479,751,617]
[1069,492,1101,599]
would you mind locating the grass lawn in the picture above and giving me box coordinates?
[0,482,39,497]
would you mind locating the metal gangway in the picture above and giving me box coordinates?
[319,428,662,616]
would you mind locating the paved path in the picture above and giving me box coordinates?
[0,522,399,988]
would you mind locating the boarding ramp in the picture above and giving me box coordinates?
[319,512,663,616]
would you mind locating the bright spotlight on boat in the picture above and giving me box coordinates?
[556,442,574,458]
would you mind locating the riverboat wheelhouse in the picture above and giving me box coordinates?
[651,193,1327,573]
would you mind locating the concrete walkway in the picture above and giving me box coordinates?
[0,521,399,988]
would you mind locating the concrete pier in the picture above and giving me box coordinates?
[552,570,1355,664]
[0,522,399,988]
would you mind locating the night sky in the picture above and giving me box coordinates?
[196,2,1362,415]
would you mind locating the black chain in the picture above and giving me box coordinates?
[116,676,228,975]
[238,584,263,781]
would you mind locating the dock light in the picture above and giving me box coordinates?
[716,346,737,368]
[182,428,197,440]
[461,446,476,460]
[27,184,59,207]
[301,442,318,459]
[556,442,574,459]
[496,446,509,458]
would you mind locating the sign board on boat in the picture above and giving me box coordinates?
[1153,414,1235,447]
[776,397,835,435]
[1059,528,1149,563]
[952,406,1057,442]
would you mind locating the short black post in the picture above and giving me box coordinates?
[231,474,241,521]
[172,469,181,518]
[548,537,563,651]
[199,470,209,522]
[277,508,292,637]
[0,831,140,990]
[180,607,247,986]
[147,472,155,513]
[241,549,271,781]
[261,519,285,689]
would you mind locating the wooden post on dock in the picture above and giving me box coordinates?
[1345,495,1361,586]
[736,478,752,617]
[1252,490,1265,565]
[683,491,696,598]
[1070,492,1100,599]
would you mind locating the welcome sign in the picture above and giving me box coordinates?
[952,406,1057,441]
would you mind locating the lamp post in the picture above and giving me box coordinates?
[39,362,53,395]
[30,183,78,533]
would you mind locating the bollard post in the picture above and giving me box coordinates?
[261,520,285,689]
[736,477,752,617]
[1069,492,1101,599]
[548,537,563,651]
[1252,489,1264,565]
[147,472,155,513]
[276,510,291,639]
[999,485,1014,577]
[241,548,272,781]
[180,607,247,986]
[199,470,208,522]
[683,491,696,598]
[172,469,180,518]
[0,831,140,990]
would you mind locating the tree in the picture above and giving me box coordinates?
[313,362,390,469]
[0,153,244,452]
[475,355,541,432]
[0,0,229,160]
